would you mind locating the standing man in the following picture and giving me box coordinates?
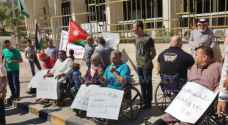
[45,40,58,60]
[84,36,95,68]
[132,20,156,108]
[3,40,22,102]
[25,39,41,76]
[189,18,221,61]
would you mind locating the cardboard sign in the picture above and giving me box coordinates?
[71,85,98,110]
[36,77,58,100]
[28,70,47,88]
[165,82,217,124]
[86,87,124,120]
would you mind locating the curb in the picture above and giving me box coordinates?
[15,102,96,125]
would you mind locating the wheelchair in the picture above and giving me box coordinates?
[145,98,227,125]
[196,99,227,125]
[154,74,186,111]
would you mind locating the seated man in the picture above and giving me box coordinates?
[153,46,222,125]
[158,35,194,92]
[43,50,73,106]
[103,50,131,90]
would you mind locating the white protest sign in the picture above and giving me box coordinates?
[36,78,58,100]
[86,87,124,120]
[102,32,120,49]
[58,30,85,59]
[29,70,47,88]
[165,82,218,124]
[71,85,99,110]
[67,43,85,59]
[59,30,69,51]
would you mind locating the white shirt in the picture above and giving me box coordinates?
[50,58,73,77]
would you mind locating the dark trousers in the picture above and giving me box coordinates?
[7,71,20,98]
[29,57,41,76]
[0,100,5,125]
[137,67,152,106]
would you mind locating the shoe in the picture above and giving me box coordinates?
[56,100,64,107]
[27,88,36,94]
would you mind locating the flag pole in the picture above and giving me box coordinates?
[11,0,18,48]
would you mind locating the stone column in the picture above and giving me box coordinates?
[162,0,178,30]
[106,0,124,32]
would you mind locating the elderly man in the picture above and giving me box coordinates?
[43,50,73,106]
[153,46,222,125]
[189,18,221,61]
[103,50,131,90]
[158,35,194,85]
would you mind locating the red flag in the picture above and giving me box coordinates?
[68,21,88,46]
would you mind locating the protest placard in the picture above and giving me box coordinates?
[165,82,218,124]
[86,87,124,120]
[71,85,98,110]
[67,43,85,59]
[36,77,58,100]
[29,70,47,88]
[59,30,85,59]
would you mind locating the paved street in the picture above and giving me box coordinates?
[6,107,51,125]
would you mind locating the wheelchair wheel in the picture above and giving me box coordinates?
[120,86,143,120]
[197,115,221,125]
[154,83,175,111]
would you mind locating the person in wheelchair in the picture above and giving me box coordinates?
[158,35,194,94]
[153,46,222,125]
[102,50,131,90]
[84,53,104,86]
[65,62,82,96]
[43,50,73,106]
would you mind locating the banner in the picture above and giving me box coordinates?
[165,82,217,124]
[36,77,58,100]
[102,32,120,49]
[67,43,85,59]
[87,87,124,120]
[59,30,85,59]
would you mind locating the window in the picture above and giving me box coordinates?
[183,0,228,13]
[123,0,163,20]
[61,1,71,29]
[87,0,106,22]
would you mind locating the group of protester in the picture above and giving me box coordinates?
[153,18,227,125]
[0,18,228,125]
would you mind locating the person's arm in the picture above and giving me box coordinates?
[149,38,156,60]
[111,65,130,84]
[24,48,29,59]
